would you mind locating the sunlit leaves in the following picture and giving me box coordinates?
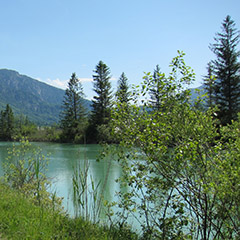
[108,51,240,239]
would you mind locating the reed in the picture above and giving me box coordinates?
[72,157,107,223]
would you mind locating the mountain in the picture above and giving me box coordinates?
[0,69,91,125]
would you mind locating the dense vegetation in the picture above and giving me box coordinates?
[0,105,60,142]
[105,51,240,239]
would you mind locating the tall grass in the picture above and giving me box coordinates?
[72,156,111,223]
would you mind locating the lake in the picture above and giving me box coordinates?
[0,142,123,219]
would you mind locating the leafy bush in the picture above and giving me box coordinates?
[106,52,240,239]
[2,138,62,208]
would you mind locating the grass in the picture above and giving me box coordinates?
[0,182,138,240]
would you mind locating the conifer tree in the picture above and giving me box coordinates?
[91,61,112,126]
[116,72,130,104]
[210,15,240,125]
[0,104,14,140]
[60,73,87,142]
[89,61,112,142]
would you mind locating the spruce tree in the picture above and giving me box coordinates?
[116,72,130,104]
[91,61,112,126]
[210,15,240,125]
[60,73,87,142]
[89,61,112,142]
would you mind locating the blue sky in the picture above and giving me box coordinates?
[0,0,239,99]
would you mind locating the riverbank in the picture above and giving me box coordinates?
[0,183,138,240]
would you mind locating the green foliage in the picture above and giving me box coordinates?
[0,183,65,239]
[14,114,38,140]
[107,52,240,239]
[0,106,62,142]
[142,51,194,111]
[91,60,112,126]
[29,125,61,142]
[2,138,61,208]
[0,138,139,239]
[0,104,14,140]
[147,64,167,110]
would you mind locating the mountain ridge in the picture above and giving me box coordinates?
[0,69,90,125]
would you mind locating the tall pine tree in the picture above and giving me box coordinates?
[89,61,112,142]
[210,15,240,125]
[60,73,87,142]
[91,61,112,126]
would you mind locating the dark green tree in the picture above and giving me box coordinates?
[0,104,14,140]
[60,73,87,143]
[210,15,240,125]
[116,72,131,104]
[91,61,112,126]
[203,62,215,108]
[88,61,113,143]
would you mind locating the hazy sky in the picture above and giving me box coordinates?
[0,0,239,99]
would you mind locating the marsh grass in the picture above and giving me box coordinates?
[72,156,111,223]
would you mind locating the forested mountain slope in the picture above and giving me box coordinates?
[0,69,91,125]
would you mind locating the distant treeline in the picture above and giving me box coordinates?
[0,103,60,142]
